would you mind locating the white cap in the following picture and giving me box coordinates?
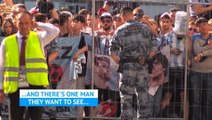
[100,12,112,19]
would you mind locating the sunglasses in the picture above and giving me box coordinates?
[102,19,111,23]
[188,28,198,33]
[134,13,144,18]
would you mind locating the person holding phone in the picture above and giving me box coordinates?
[189,17,212,120]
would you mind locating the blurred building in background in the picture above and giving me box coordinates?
[23,0,185,19]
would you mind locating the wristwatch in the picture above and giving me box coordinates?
[200,52,204,57]
[199,52,207,62]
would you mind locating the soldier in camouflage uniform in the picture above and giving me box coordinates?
[110,7,157,120]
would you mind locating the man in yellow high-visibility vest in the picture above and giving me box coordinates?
[0,11,59,120]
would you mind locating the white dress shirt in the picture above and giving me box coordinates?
[0,22,60,89]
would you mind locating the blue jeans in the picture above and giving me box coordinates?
[189,71,212,120]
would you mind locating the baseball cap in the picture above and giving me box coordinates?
[100,12,112,19]
[195,17,208,25]
[160,12,171,19]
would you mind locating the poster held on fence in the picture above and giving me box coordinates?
[46,36,82,118]
[93,54,121,117]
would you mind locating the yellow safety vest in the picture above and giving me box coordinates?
[4,31,49,93]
